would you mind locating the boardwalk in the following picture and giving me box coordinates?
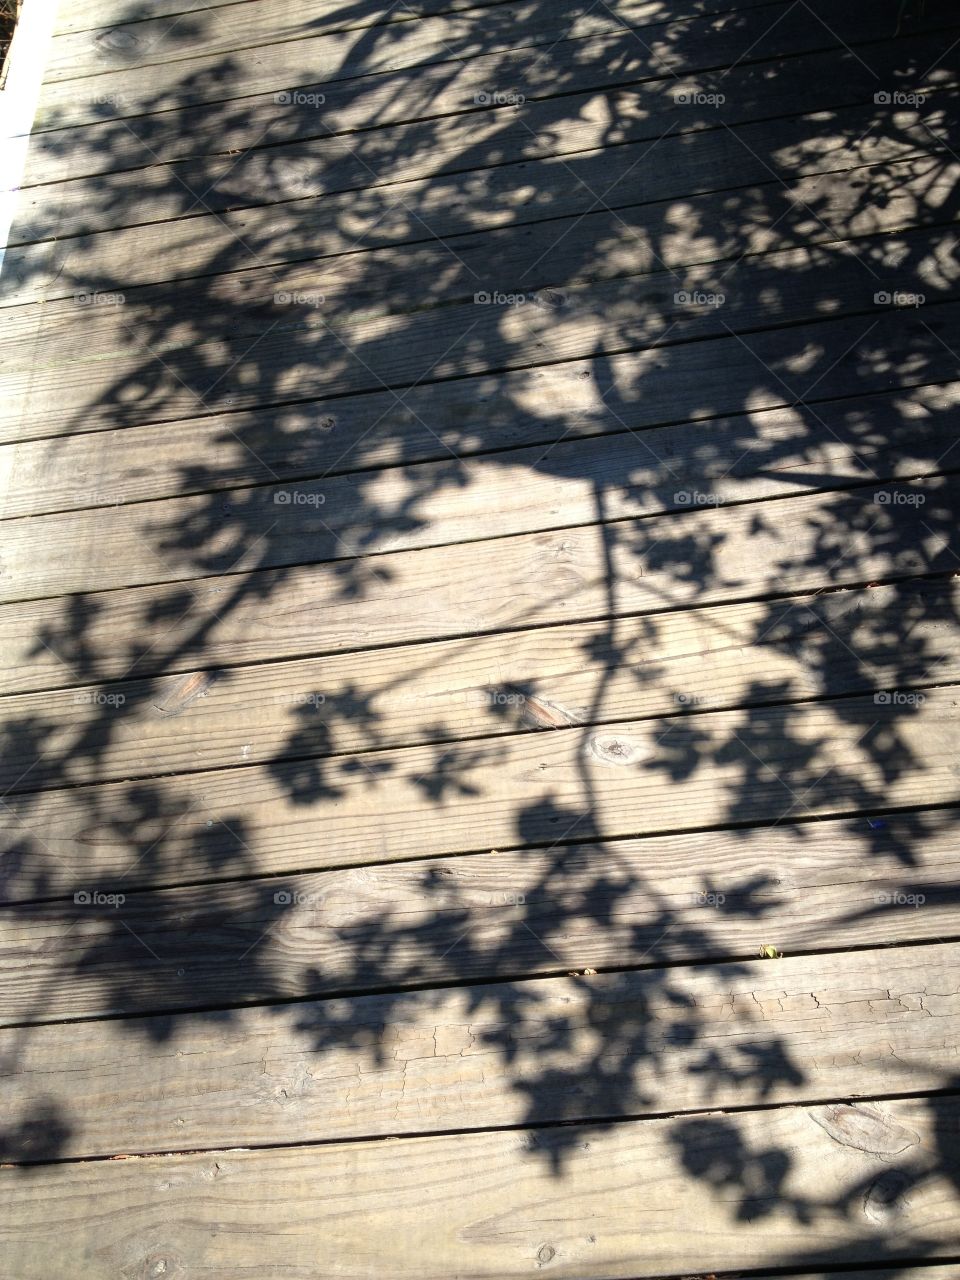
[1,0,959,1274]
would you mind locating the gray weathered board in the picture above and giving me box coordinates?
[2,0,958,1275]
[1,1096,958,1277]
[0,941,955,1156]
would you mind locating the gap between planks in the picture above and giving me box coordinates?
[46,0,782,78]
[6,138,954,306]
[1,805,959,1019]
[22,24,950,188]
[0,940,954,1157]
[11,80,955,249]
[35,0,824,130]
[0,573,954,794]
[1,686,957,906]
[0,474,955,676]
[4,218,956,449]
[1,1094,958,1278]
[0,371,956,522]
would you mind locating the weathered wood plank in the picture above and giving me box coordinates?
[24,24,956,245]
[4,220,958,448]
[1,473,956,692]
[1,296,955,521]
[0,353,955,523]
[2,5,954,1268]
[1,686,957,908]
[52,0,516,36]
[53,0,243,34]
[3,572,954,793]
[34,0,898,130]
[1,1095,958,1277]
[6,129,954,306]
[4,214,955,451]
[13,75,950,248]
[43,0,779,82]
[1,941,955,1158]
[47,0,538,69]
[6,159,951,374]
[9,234,960,460]
[0,805,956,1008]
[24,25,950,187]
[2,352,958,600]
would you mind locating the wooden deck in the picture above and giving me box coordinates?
[1,0,960,1273]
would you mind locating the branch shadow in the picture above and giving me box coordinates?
[1,0,960,1268]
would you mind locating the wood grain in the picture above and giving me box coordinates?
[7,139,953,306]
[25,31,956,244]
[1,687,957,908]
[1,1095,958,1277]
[1,941,955,1157]
[7,327,960,598]
[0,474,955,689]
[0,366,956,521]
[45,0,783,81]
[35,0,884,129]
[52,0,521,35]
[24,26,950,187]
[0,573,955,794]
[2,805,960,1015]
[5,2,960,1273]
[6,171,951,377]
[47,0,545,72]
[5,218,957,451]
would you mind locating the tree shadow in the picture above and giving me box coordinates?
[1,0,960,1269]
